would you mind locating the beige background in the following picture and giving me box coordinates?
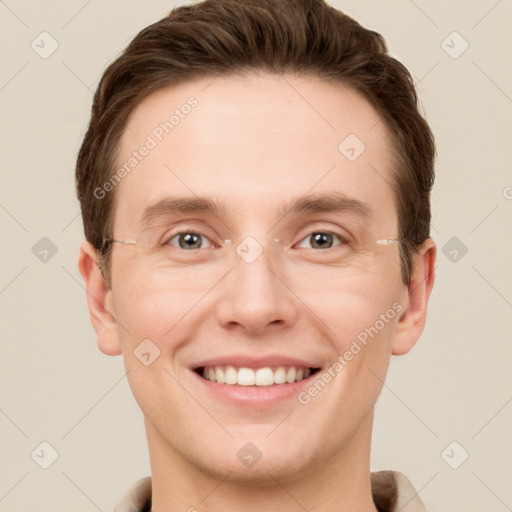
[1,1,511,511]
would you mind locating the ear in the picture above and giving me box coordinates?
[78,241,122,356]
[392,238,436,356]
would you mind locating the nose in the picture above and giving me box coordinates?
[214,236,299,337]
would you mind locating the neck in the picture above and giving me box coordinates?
[145,412,379,512]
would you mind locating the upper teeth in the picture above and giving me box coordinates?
[201,366,312,386]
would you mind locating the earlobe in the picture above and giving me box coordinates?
[391,238,436,356]
[78,241,122,356]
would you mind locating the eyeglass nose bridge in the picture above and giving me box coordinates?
[221,236,284,264]
[222,237,283,244]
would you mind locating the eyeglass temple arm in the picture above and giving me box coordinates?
[376,239,401,245]
[100,238,137,253]
[107,239,137,245]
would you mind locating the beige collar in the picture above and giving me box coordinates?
[113,470,427,512]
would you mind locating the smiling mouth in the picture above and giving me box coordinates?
[194,365,321,386]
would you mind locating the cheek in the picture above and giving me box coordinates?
[298,274,399,380]
[111,265,179,351]
[117,289,176,341]
[112,272,194,422]
[298,271,397,332]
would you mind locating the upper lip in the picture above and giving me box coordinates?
[191,354,322,370]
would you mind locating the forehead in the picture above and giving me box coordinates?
[113,72,398,234]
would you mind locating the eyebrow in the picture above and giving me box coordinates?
[140,192,372,228]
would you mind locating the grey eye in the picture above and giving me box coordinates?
[168,232,212,250]
[296,232,345,250]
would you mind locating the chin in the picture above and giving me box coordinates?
[186,433,316,486]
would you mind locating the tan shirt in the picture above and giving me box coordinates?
[113,470,427,511]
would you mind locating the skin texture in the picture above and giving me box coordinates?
[79,71,436,512]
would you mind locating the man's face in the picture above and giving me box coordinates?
[104,72,412,482]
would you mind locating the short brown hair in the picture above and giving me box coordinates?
[76,0,435,286]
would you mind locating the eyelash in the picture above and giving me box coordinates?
[162,228,350,251]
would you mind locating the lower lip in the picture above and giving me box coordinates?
[191,370,318,407]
